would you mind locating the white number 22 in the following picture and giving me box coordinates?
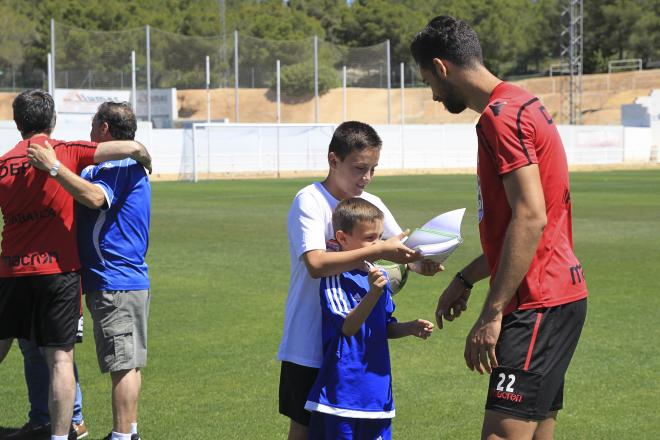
[496,373,516,392]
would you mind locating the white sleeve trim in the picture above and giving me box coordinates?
[95,183,112,211]
[304,401,395,419]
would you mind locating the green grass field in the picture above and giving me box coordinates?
[1,169,659,439]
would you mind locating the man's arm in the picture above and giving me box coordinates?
[94,140,152,174]
[27,142,106,209]
[465,164,547,374]
[303,231,420,279]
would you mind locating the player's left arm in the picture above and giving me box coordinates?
[27,141,106,209]
[465,164,547,374]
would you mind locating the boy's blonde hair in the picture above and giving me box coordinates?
[332,198,384,235]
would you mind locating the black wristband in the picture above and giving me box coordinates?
[455,271,473,290]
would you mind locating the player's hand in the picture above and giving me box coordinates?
[408,259,444,276]
[409,319,434,339]
[435,277,471,329]
[464,313,501,374]
[27,140,57,171]
[378,230,421,264]
[368,266,387,295]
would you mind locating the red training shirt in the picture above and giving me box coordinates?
[476,82,588,315]
[0,136,97,277]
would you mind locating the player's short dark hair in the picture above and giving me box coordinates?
[94,102,137,140]
[332,197,384,235]
[410,16,483,70]
[328,121,382,161]
[12,89,56,137]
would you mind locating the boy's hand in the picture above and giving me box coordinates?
[27,140,58,171]
[368,266,387,295]
[408,259,444,276]
[378,230,421,264]
[409,319,434,339]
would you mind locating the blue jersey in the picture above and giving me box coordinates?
[77,159,150,291]
[305,269,397,419]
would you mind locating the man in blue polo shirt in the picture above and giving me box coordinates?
[28,102,150,440]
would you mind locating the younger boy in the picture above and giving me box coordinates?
[305,198,434,439]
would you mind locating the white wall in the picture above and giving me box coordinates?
[1,121,656,179]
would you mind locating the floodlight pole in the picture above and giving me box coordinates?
[560,0,583,124]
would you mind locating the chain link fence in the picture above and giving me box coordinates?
[1,21,658,126]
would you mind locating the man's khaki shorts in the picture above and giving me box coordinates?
[85,290,150,373]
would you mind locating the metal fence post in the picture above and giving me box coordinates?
[50,19,56,91]
[276,59,281,123]
[400,62,405,125]
[131,51,137,111]
[314,35,319,123]
[206,55,211,123]
[146,25,152,124]
[386,39,391,124]
[234,29,239,122]
[342,65,347,122]
[400,62,405,169]
[47,53,53,96]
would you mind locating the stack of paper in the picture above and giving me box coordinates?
[404,208,465,264]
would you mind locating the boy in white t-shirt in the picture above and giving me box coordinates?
[277,121,441,440]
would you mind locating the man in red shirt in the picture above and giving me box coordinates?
[0,89,151,440]
[411,17,588,439]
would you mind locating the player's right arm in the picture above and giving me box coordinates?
[94,140,152,174]
[303,233,419,279]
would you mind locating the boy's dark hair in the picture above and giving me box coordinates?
[332,197,384,235]
[94,102,137,140]
[328,121,382,161]
[410,16,483,70]
[12,89,56,137]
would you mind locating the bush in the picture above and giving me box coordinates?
[269,62,339,97]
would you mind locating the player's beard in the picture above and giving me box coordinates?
[443,87,468,114]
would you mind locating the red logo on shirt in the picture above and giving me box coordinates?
[2,251,59,268]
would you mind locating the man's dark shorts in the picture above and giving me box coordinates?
[279,361,319,426]
[0,272,80,347]
[486,298,587,421]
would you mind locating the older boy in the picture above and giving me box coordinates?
[278,121,439,440]
[305,198,434,439]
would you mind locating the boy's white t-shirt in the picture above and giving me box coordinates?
[278,182,402,368]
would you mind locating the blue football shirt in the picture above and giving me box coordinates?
[77,159,150,291]
[305,269,397,419]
